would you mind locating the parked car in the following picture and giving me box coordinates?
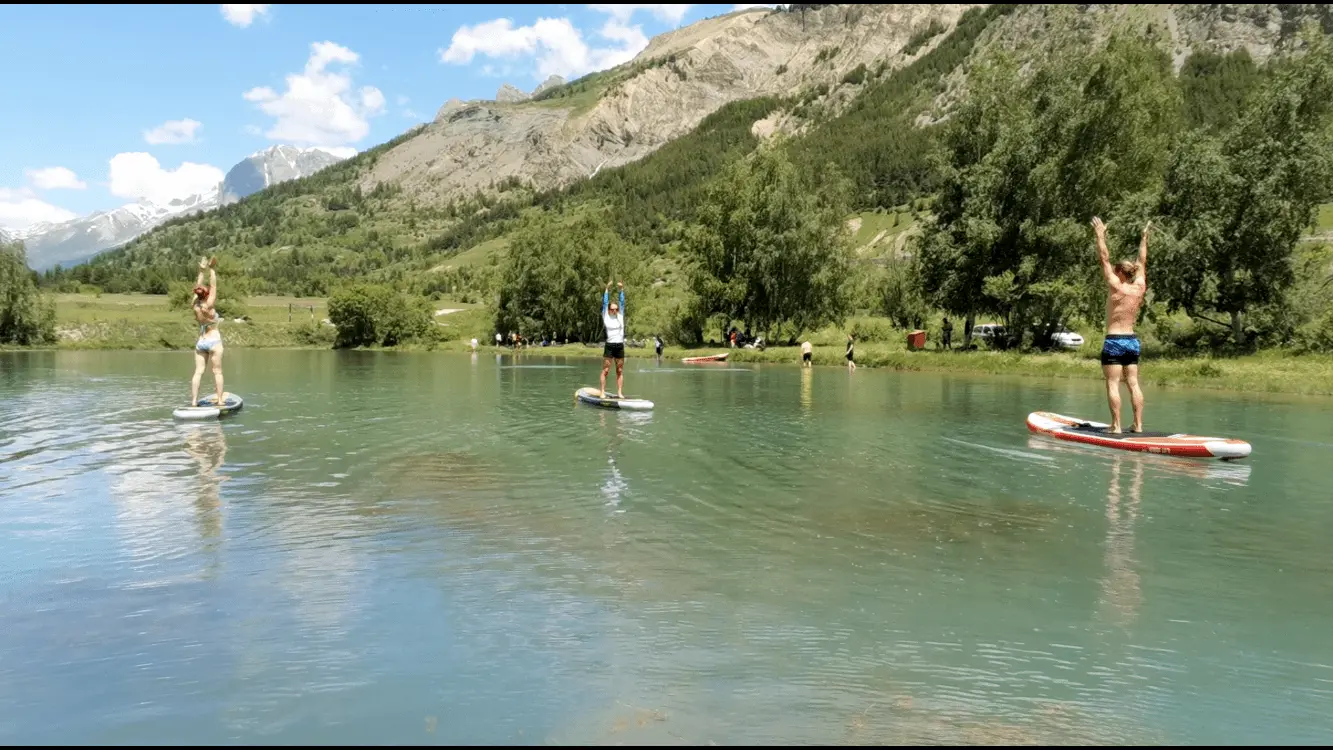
[1051,325,1085,350]
[971,323,1006,345]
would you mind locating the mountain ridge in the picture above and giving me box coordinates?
[8,144,352,270]
[48,4,1333,296]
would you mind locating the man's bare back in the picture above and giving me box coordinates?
[1105,274,1146,335]
[1092,217,1150,433]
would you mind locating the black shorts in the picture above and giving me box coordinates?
[846,351,854,362]
[802,352,811,362]
[604,342,625,360]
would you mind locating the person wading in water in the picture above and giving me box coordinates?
[1092,217,1150,433]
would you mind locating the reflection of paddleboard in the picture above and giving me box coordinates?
[174,393,244,420]
[576,387,654,411]
[1026,411,1251,460]
[682,352,729,364]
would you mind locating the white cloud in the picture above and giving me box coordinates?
[439,11,660,82]
[143,118,203,145]
[243,41,386,148]
[25,167,87,191]
[220,4,270,28]
[108,153,225,205]
[587,4,693,25]
[732,4,780,11]
[0,187,78,232]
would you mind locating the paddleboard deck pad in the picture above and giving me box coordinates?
[1027,411,1250,460]
[682,352,729,364]
[576,387,654,411]
[173,393,244,420]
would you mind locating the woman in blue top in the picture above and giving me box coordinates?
[190,256,226,407]
[600,280,626,397]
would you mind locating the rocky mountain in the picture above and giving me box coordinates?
[0,227,12,244]
[11,145,350,270]
[531,75,565,98]
[360,4,985,203]
[219,145,347,203]
[361,3,1333,206]
[494,83,529,103]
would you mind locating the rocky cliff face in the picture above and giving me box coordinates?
[360,4,983,202]
[920,4,1333,125]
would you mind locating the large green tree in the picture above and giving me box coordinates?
[1156,26,1333,346]
[494,211,640,342]
[0,241,57,345]
[918,36,1182,347]
[680,142,855,339]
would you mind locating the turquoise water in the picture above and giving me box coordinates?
[2,349,1332,744]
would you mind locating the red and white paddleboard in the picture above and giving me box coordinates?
[682,352,729,364]
[1026,411,1251,460]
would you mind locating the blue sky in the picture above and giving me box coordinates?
[0,3,772,232]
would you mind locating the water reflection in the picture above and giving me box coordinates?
[598,410,628,510]
[180,423,227,560]
[800,366,813,412]
[1100,454,1143,628]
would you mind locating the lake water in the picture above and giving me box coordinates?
[2,349,1332,745]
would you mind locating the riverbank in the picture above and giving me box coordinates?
[14,294,1333,397]
[434,340,1333,397]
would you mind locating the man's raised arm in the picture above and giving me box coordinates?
[1092,216,1117,288]
[1136,221,1151,286]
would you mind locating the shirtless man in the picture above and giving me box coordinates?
[1092,217,1150,433]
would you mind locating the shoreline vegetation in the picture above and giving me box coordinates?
[10,293,1333,397]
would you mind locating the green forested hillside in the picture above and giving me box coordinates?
[39,4,1333,353]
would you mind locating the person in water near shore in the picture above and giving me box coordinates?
[1093,216,1150,434]
[600,280,626,397]
[654,334,664,359]
[845,334,856,371]
[801,339,813,367]
[190,256,226,408]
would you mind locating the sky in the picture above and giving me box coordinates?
[0,3,776,233]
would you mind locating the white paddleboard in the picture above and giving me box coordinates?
[174,392,244,420]
[575,386,654,411]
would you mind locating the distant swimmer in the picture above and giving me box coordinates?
[1093,216,1150,433]
[801,339,812,367]
[190,256,226,408]
[600,280,627,397]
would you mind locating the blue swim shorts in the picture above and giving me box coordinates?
[1100,334,1140,367]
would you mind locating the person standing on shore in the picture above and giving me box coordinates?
[941,317,953,350]
[1092,216,1150,433]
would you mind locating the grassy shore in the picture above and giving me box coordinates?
[20,294,1333,397]
[433,340,1333,396]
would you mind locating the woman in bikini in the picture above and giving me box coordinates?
[190,256,226,407]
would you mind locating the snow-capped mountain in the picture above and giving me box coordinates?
[8,145,352,271]
[221,145,347,203]
[11,192,220,271]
